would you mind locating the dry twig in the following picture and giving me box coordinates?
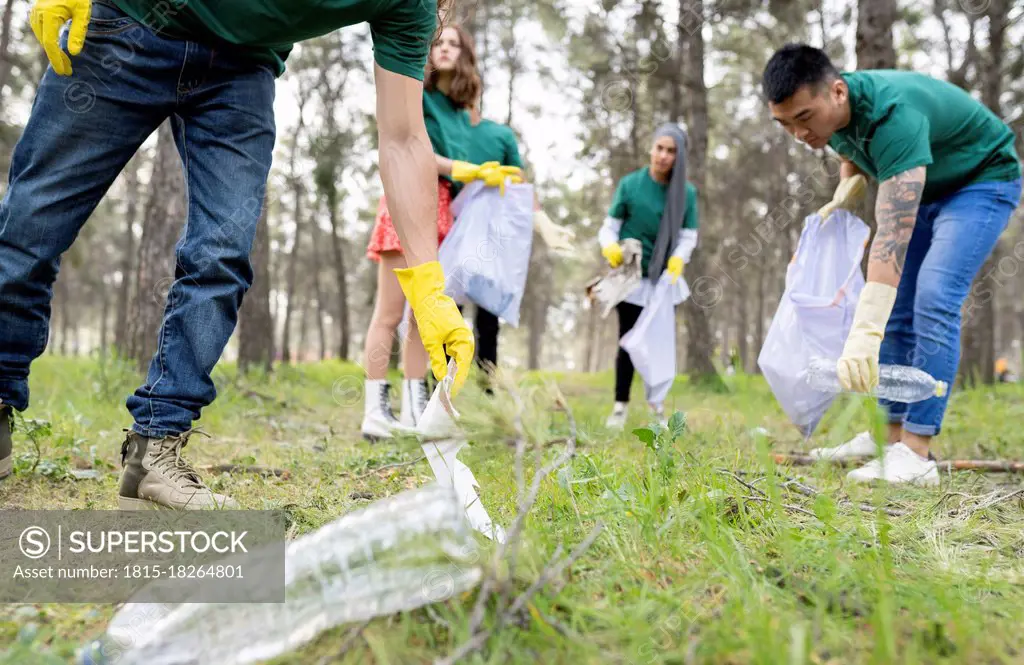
[442,382,593,665]
[202,464,291,479]
[343,455,427,480]
[317,619,370,665]
[438,524,603,665]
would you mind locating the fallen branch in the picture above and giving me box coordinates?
[343,456,427,480]
[317,619,370,665]
[775,453,1024,474]
[202,464,291,480]
[934,489,1024,517]
[741,495,819,520]
[242,388,290,408]
[717,469,767,498]
[779,475,908,518]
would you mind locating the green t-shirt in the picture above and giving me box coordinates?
[423,88,470,186]
[829,70,1021,203]
[111,0,436,79]
[464,119,524,168]
[608,167,699,274]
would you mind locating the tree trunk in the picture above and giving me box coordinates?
[128,122,186,370]
[99,282,110,356]
[309,219,327,361]
[55,277,69,355]
[583,299,599,372]
[855,0,898,275]
[679,0,722,389]
[0,0,16,104]
[325,190,350,361]
[297,288,310,363]
[280,145,308,364]
[754,253,767,374]
[855,0,897,70]
[737,275,749,372]
[959,0,1009,387]
[115,155,142,355]
[281,195,304,364]
[237,194,274,374]
[504,4,519,127]
[525,245,550,371]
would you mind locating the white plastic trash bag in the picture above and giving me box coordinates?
[440,180,535,327]
[757,210,870,436]
[620,275,678,405]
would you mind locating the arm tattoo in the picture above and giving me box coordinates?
[869,167,925,284]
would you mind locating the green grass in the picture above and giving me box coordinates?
[2,356,1023,664]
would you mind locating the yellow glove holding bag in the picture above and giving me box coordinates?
[478,161,523,196]
[601,242,624,268]
[818,174,867,222]
[31,0,91,76]
[666,256,684,284]
[394,261,475,396]
[450,161,483,185]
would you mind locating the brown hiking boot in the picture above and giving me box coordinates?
[118,430,239,510]
[0,404,12,480]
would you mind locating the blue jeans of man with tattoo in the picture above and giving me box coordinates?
[878,178,1022,436]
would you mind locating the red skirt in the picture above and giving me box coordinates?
[366,179,455,262]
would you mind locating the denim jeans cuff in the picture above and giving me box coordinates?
[902,421,939,437]
[131,423,188,440]
[0,384,29,412]
[885,411,908,425]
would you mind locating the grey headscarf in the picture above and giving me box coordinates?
[647,123,689,281]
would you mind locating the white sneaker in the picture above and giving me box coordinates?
[649,403,668,428]
[846,443,940,486]
[808,431,882,461]
[361,380,412,441]
[399,378,429,429]
[605,402,627,430]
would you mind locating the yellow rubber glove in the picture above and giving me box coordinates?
[837,282,897,393]
[450,160,483,185]
[666,256,684,284]
[534,209,575,256]
[394,261,475,396]
[818,174,867,222]
[478,161,524,196]
[30,0,91,77]
[601,242,623,268]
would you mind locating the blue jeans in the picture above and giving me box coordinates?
[0,2,276,437]
[879,178,1022,436]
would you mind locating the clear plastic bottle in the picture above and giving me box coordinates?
[78,484,482,665]
[806,357,948,403]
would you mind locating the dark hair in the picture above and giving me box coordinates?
[425,24,481,109]
[762,44,839,104]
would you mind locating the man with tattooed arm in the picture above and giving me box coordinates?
[762,44,1022,485]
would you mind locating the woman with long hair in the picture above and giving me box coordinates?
[598,124,700,430]
[361,25,519,440]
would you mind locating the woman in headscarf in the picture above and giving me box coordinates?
[361,25,520,441]
[597,124,699,429]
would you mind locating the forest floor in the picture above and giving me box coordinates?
[2,356,1024,665]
